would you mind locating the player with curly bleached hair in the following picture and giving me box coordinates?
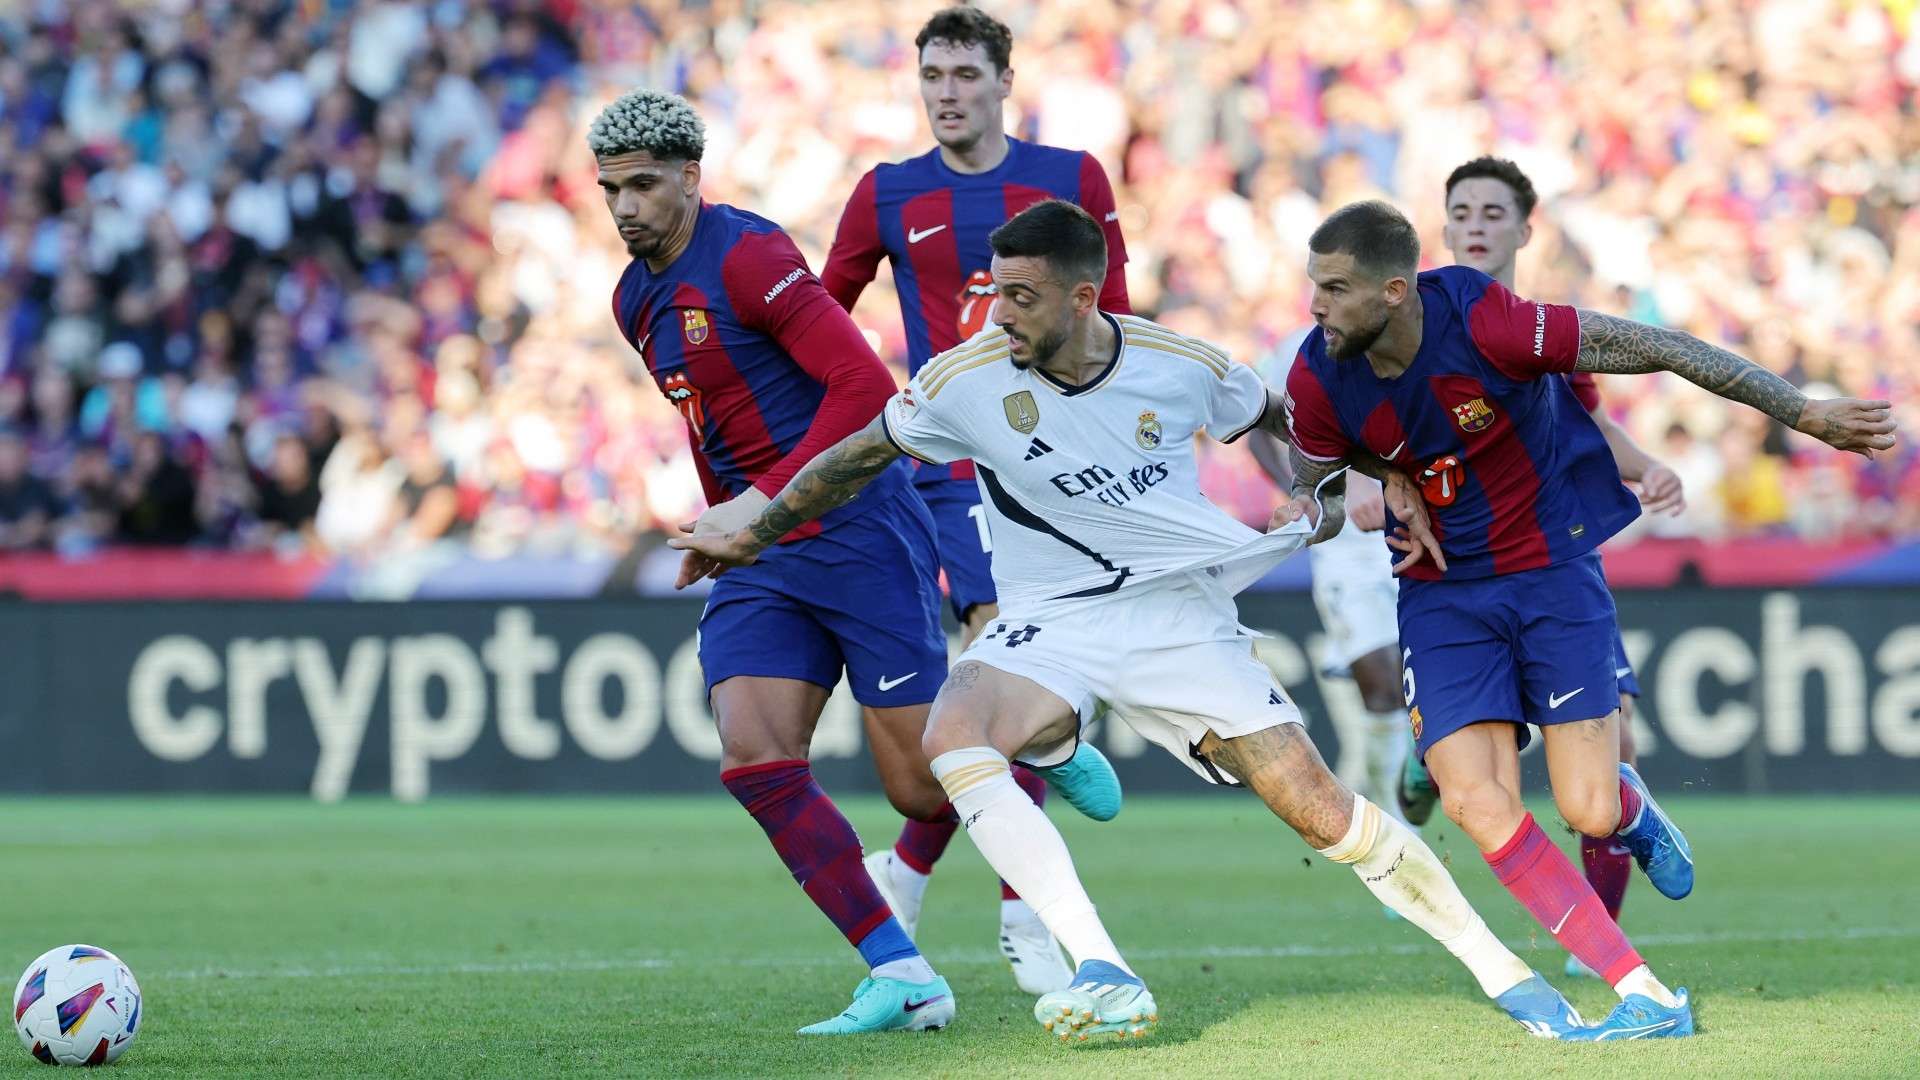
[598,91,1023,1036]
[586,87,705,161]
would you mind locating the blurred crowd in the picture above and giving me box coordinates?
[0,0,1916,562]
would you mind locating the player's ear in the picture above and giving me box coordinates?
[1382,275,1410,307]
[680,159,702,196]
[997,65,1013,98]
[1074,277,1100,314]
[1518,218,1534,250]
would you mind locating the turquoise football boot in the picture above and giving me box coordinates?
[1494,971,1586,1038]
[797,975,953,1035]
[1033,960,1157,1042]
[1562,989,1695,1041]
[1615,763,1694,900]
[1030,742,1122,822]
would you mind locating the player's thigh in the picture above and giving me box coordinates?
[1539,710,1625,837]
[1514,555,1621,729]
[1346,644,1406,713]
[807,495,951,711]
[1396,577,1523,762]
[1196,723,1353,850]
[1113,594,1309,788]
[924,657,1082,765]
[1425,720,1526,849]
[710,676,832,770]
[699,571,841,768]
[862,702,947,820]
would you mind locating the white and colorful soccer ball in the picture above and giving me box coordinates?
[12,945,142,1066]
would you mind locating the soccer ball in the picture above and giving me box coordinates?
[12,945,142,1066]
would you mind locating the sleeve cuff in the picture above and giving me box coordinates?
[1217,397,1269,445]
[880,409,940,465]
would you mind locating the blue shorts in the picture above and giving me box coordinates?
[697,490,947,707]
[914,476,997,622]
[1611,624,1640,698]
[1398,553,1621,759]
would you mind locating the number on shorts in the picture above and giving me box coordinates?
[982,622,1041,648]
[1401,646,1416,706]
[967,502,993,553]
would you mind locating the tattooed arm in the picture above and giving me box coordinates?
[1575,310,1896,455]
[668,414,901,586]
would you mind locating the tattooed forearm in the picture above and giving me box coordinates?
[1575,309,1808,428]
[1287,443,1348,503]
[745,417,902,548]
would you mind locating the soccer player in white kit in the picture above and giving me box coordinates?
[674,199,1595,1044]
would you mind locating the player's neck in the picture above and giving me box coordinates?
[644,201,702,273]
[1362,292,1425,378]
[1037,311,1116,386]
[939,129,1011,175]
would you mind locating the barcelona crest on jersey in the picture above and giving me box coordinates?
[683,308,710,345]
[1452,397,1495,432]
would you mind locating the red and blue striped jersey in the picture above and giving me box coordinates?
[1283,266,1639,581]
[613,202,909,540]
[823,137,1130,485]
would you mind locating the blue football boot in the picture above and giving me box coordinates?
[1615,763,1694,899]
[1494,971,1586,1038]
[1562,989,1695,1041]
[1031,742,1122,822]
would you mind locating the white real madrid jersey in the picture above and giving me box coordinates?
[882,313,1319,608]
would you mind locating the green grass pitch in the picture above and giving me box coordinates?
[3,795,1915,1078]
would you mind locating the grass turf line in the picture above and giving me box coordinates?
[1,795,1915,1078]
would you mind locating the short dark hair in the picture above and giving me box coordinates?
[1308,200,1420,282]
[1445,156,1538,219]
[916,6,1013,73]
[989,199,1107,288]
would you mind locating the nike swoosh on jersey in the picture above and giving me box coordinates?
[907,225,947,244]
[878,672,919,691]
[1547,687,1585,709]
[1379,441,1405,459]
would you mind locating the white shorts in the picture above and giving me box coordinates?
[960,574,1304,785]
[1308,520,1400,675]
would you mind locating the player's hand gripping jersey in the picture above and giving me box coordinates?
[1283,266,1640,580]
[882,314,1314,606]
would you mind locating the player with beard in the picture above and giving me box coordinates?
[1282,199,1895,1039]
[675,199,1607,1046]
[822,6,1131,995]
[1435,156,1685,979]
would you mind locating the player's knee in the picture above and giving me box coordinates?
[921,708,986,763]
[1359,685,1405,714]
[1554,782,1623,838]
[1441,776,1523,841]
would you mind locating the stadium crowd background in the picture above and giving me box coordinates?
[0,0,1916,562]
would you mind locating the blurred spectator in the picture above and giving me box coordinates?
[0,0,1913,565]
[0,429,56,550]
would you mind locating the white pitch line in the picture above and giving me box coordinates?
[155,925,1916,982]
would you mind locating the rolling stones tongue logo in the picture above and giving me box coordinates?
[956,270,998,339]
[1418,454,1465,507]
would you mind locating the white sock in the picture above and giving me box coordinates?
[1613,964,1682,1008]
[871,955,937,983]
[931,746,1132,975]
[1001,897,1040,927]
[886,852,931,911]
[1319,793,1532,999]
[1364,708,1412,826]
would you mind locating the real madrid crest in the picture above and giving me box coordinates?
[1135,410,1163,450]
[682,308,710,345]
[1003,391,1040,434]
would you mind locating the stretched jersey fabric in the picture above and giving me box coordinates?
[824,138,1131,486]
[1283,266,1638,581]
[612,202,910,540]
[882,315,1313,608]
